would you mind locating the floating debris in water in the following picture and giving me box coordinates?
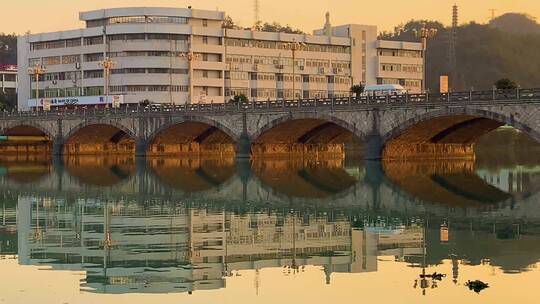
[466,280,489,293]
[419,272,446,281]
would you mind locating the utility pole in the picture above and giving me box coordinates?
[98,57,116,107]
[414,24,438,93]
[286,39,306,101]
[27,64,47,110]
[179,41,201,104]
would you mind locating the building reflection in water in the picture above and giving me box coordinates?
[0,153,539,296]
[10,196,427,294]
[3,196,540,295]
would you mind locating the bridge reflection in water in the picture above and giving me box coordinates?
[1,155,540,295]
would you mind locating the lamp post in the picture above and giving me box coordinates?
[414,24,438,93]
[285,39,306,101]
[179,48,201,104]
[99,57,116,108]
[27,64,47,110]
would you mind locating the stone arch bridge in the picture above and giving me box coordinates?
[1,89,539,159]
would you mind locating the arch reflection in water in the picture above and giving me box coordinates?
[0,156,538,212]
[64,156,136,187]
[383,159,540,207]
[6,196,540,295]
[148,157,236,192]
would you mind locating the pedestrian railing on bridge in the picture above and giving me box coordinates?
[5,88,540,118]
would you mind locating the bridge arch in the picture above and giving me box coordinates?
[0,124,53,155]
[63,121,136,155]
[146,116,238,156]
[381,107,540,159]
[1,123,54,139]
[250,112,366,158]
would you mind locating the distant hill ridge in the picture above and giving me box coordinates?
[489,13,540,35]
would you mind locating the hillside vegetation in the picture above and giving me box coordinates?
[381,13,540,91]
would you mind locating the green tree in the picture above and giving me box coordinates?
[494,78,518,90]
[222,15,240,29]
[350,84,365,97]
[0,91,16,111]
[258,22,304,34]
[0,33,17,64]
[229,94,248,103]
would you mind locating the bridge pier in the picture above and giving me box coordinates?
[52,138,64,156]
[135,139,149,157]
[364,134,383,160]
[236,133,252,159]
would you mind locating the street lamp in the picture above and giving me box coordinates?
[98,57,116,107]
[285,39,306,101]
[414,24,438,93]
[179,48,201,104]
[27,64,47,110]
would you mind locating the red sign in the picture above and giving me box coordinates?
[0,64,17,72]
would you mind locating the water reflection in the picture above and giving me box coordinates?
[1,153,540,301]
[3,196,540,295]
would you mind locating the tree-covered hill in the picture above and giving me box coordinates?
[0,34,17,64]
[380,14,540,91]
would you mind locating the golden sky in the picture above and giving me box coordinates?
[1,0,540,35]
[1,257,539,304]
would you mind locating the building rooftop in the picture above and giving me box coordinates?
[79,7,225,21]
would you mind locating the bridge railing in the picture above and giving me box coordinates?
[4,88,540,118]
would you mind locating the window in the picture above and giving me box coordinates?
[402,64,423,73]
[65,38,81,47]
[62,55,80,64]
[3,74,16,82]
[147,16,188,24]
[84,86,104,96]
[202,19,208,27]
[109,16,146,24]
[43,56,61,65]
[147,68,169,74]
[257,73,275,81]
[126,68,146,74]
[84,36,103,45]
[84,53,104,62]
[28,58,41,67]
[84,70,103,79]
[381,63,401,72]
[171,85,189,92]
[64,87,79,96]
[203,36,208,44]
[147,85,169,92]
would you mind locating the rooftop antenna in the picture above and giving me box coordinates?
[489,9,497,21]
[254,0,260,29]
[448,4,458,91]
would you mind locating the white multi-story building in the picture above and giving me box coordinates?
[17,7,423,110]
[0,64,17,94]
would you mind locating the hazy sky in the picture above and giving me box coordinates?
[1,0,539,35]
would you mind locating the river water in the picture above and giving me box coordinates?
[1,130,540,304]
